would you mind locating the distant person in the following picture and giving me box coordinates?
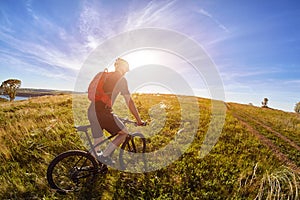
[87,58,145,164]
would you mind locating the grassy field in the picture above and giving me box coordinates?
[0,94,299,199]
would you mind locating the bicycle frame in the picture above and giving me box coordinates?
[76,125,119,158]
[75,118,145,163]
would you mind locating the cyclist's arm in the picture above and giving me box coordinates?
[123,94,143,125]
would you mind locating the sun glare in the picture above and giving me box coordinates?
[120,49,208,98]
[122,50,164,69]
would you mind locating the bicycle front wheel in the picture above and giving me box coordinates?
[119,132,146,171]
[47,150,99,194]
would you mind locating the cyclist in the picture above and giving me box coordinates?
[87,58,144,164]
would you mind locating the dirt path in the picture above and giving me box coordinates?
[227,104,300,173]
[241,114,300,152]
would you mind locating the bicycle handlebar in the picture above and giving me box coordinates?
[119,118,147,126]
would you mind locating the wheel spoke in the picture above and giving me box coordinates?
[47,150,99,193]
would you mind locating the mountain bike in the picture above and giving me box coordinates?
[46,118,147,194]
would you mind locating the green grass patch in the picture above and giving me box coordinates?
[0,94,299,199]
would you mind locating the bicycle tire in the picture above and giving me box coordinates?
[119,132,147,171]
[47,150,99,194]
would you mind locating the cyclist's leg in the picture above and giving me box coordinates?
[101,114,127,157]
[91,122,104,153]
[102,129,128,157]
[88,103,104,153]
[93,136,104,151]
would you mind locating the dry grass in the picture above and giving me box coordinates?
[255,166,300,200]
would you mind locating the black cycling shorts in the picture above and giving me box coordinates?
[88,102,125,138]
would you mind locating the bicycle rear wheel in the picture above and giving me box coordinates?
[119,132,147,171]
[47,150,99,194]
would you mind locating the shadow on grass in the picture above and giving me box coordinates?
[76,172,108,200]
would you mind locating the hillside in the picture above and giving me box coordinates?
[16,88,74,97]
[227,103,300,171]
[0,94,299,199]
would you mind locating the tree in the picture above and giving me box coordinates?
[261,98,268,108]
[295,102,300,113]
[0,79,21,101]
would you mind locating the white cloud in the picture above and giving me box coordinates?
[0,5,89,80]
[1,0,223,79]
[196,8,229,33]
[197,9,213,18]
[0,0,235,90]
[78,1,115,49]
[76,0,180,44]
[123,0,178,30]
[283,79,300,85]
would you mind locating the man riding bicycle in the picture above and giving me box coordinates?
[87,58,144,164]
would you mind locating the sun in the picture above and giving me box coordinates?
[122,49,165,70]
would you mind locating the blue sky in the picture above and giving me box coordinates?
[0,0,299,112]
